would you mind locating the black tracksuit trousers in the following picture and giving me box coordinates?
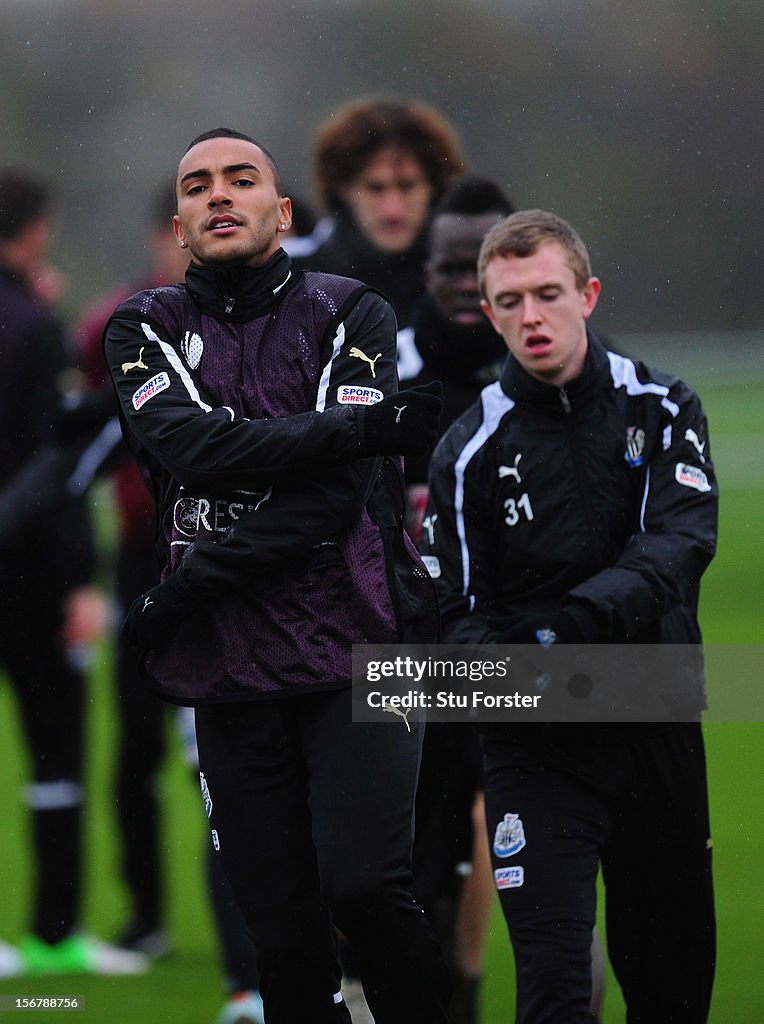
[114,541,165,935]
[0,582,85,945]
[482,722,715,1024]
[195,687,452,1024]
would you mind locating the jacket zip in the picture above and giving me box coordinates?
[559,386,602,563]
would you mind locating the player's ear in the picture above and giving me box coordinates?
[581,277,602,319]
[481,298,503,336]
[173,215,187,248]
[277,197,292,234]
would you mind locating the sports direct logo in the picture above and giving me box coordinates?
[494,866,524,890]
[337,385,384,406]
[675,462,711,493]
[132,371,170,410]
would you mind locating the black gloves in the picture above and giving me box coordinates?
[495,611,589,647]
[361,381,443,457]
[122,570,207,649]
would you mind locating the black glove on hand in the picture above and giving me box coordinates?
[497,611,587,648]
[362,381,443,457]
[122,570,207,649]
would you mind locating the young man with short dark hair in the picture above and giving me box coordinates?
[103,127,450,1024]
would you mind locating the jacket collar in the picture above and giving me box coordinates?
[500,328,612,411]
[185,248,294,322]
[318,207,430,327]
[411,295,507,382]
[328,206,431,272]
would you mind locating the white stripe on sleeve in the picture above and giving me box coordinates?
[454,382,514,600]
[315,321,346,412]
[141,322,212,412]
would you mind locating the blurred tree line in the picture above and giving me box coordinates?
[1,0,760,333]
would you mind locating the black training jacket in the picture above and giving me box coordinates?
[103,250,437,705]
[0,264,93,592]
[421,332,718,709]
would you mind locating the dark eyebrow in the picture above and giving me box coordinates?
[179,162,261,186]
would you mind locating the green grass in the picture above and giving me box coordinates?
[0,376,762,1022]
[0,644,224,1024]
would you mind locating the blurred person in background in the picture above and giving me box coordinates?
[397,174,514,538]
[76,183,190,961]
[0,166,146,979]
[292,95,465,328]
[292,102,464,1018]
[398,174,514,1024]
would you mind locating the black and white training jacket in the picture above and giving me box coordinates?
[421,331,718,710]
